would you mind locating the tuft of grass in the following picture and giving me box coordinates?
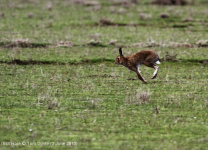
[86,39,107,47]
[161,52,178,62]
[126,90,150,106]
[88,98,103,109]
[139,13,152,20]
[37,93,58,109]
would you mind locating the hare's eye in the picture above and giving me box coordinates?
[117,57,120,60]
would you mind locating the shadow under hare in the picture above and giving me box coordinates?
[115,48,160,84]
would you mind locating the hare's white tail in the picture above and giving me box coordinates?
[155,60,161,64]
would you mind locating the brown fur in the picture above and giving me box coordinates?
[115,48,160,84]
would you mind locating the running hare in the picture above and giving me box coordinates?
[115,48,160,84]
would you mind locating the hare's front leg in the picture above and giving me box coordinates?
[132,66,147,84]
[137,72,147,84]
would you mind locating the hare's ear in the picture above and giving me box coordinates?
[119,47,123,56]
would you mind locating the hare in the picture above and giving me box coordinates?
[115,47,160,84]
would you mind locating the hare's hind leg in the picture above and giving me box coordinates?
[143,62,159,79]
[151,65,159,79]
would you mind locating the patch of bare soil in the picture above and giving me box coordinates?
[6,59,63,65]
[152,0,188,5]
[0,41,50,48]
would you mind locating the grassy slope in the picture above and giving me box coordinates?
[0,0,208,150]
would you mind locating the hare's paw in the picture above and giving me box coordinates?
[143,80,147,84]
[151,74,157,79]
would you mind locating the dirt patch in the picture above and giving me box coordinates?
[203,61,208,67]
[152,0,187,5]
[98,18,127,26]
[160,53,178,62]
[196,40,208,47]
[172,24,189,28]
[86,74,116,78]
[73,0,100,6]
[127,78,137,80]
[1,58,113,65]
[1,58,207,66]
[111,0,138,7]
[97,18,146,27]
[0,41,50,48]
[6,59,64,65]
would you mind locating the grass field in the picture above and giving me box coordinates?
[0,0,208,149]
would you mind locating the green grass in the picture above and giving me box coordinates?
[0,46,207,64]
[0,62,208,149]
[0,0,208,149]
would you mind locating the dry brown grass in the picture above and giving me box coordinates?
[126,91,150,106]
[99,18,115,26]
